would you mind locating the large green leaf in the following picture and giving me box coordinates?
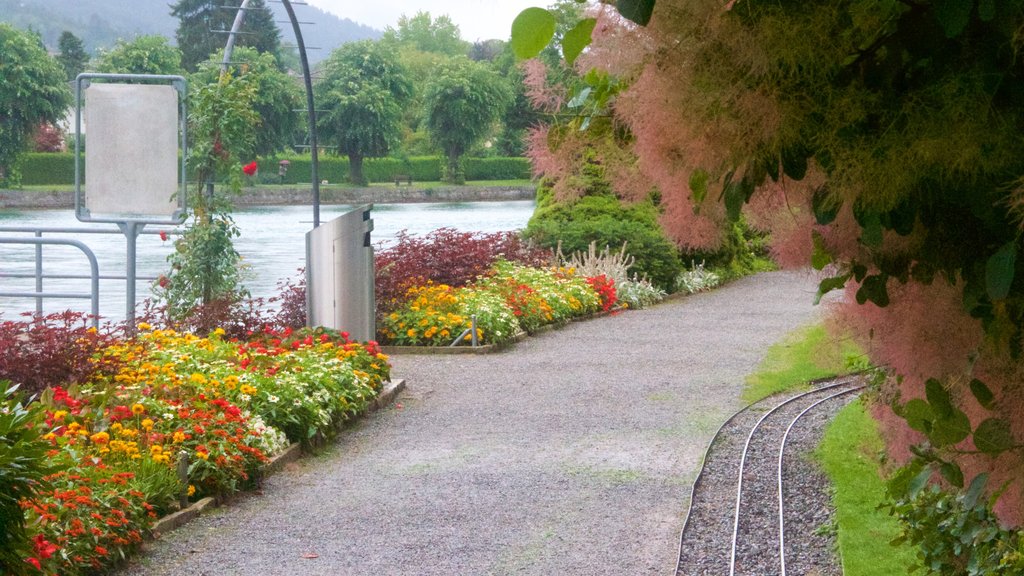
[985,241,1016,301]
[811,230,832,270]
[969,378,996,410]
[814,273,850,304]
[616,0,656,26]
[812,186,839,225]
[925,378,952,418]
[855,273,889,307]
[511,8,557,60]
[928,408,971,447]
[781,146,808,180]
[933,0,973,38]
[964,473,989,509]
[903,399,934,433]
[939,461,964,489]
[859,213,883,248]
[562,18,596,66]
[974,418,1015,454]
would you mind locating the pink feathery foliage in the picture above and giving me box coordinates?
[834,280,983,383]
[521,59,564,113]
[659,195,724,250]
[576,6,650,78]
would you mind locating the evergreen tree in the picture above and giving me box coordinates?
[171,0,281,72]
[56,30,88,81]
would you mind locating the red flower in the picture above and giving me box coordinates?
[242,161,258,176]
[159,230,169,241]
[25,557,41,570]
[94,545,108,556]
[33,535,58,560]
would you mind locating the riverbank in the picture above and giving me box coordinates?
[0,184,536,209]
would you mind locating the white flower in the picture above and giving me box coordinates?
[268,394,279,403]
[239,393,250,403]
[163,413,175,420]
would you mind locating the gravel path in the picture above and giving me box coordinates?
[120,270,823,576]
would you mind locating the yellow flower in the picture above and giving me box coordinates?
[90,431,110,445]
[195,450,209,460]
[240,384,257,395]
[131,403,146,415]
[224,375,240,387]
[110,422,123,433]
[141,418,154,431]
[150,444,163,454]
[52,410,68,421]
[189,373,207,385]
[213,327,226,336]
[188,484,196,497]
[172,431,187,443]
[67,421,82,433]
[406,328,417,338]
[137,322,152,331]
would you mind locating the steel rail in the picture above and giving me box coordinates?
[673,376,862,575]
[727,378,862,576]
[776,385,864,576]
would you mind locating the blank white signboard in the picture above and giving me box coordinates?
[84,84,179,219]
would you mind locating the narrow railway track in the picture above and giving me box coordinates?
[674,377,864,576]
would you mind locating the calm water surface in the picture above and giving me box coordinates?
[0,201,535,321]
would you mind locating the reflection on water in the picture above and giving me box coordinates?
[0,201,535,321]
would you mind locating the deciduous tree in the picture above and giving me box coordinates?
[93,35,184,75]
[190,47,302,156]
[315,41,412,185]
[0,24,71,184]
[422,58,511,184]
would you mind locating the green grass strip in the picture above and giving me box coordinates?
[815,400,918,575]
[743,323,863,404]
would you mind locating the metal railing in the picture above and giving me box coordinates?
[0,237,100,326]
[0,226,174,327]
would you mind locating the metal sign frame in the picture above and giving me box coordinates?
[74,73,188,226]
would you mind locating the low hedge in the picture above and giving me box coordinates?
[17,153,531,186]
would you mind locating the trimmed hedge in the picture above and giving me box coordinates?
[17,153,531,186]
[19,153,80,185]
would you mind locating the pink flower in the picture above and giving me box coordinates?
[242,161,258,176]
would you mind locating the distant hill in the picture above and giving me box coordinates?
[0,0,379,63]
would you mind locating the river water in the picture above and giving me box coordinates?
[0,200,535,322]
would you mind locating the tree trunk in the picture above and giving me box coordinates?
[444,150,464,185]
[349,153,367,186]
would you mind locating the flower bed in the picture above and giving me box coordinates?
[10,325,390,575]
[379,260,604,347]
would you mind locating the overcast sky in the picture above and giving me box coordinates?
[305,0,543,42]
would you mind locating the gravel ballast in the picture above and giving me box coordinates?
[120,270,824,576]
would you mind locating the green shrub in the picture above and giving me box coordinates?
[0,383,53,575]
[17,153,529,186]
[526,193,682,291]
[18,153,77,186]
[682,218,775,280]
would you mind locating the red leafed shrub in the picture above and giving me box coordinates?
[0,312,116,397]
[374,228,551,317]
[586,274,617,312]
[32,123,65,153]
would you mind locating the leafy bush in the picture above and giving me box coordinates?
[682,219,775,280]
[675,261,722,294]
[0,384,53,576]
[375,228,551,319]
[463,157,531,180]
[525,189,682,292]
[0,312,115,397]
[616,277,666,309]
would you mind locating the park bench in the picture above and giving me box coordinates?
[394,174,413,186]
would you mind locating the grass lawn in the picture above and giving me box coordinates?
[742,322,863,404]
[816,400,918,575]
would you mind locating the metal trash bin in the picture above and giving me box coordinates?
[305,205,375,341]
